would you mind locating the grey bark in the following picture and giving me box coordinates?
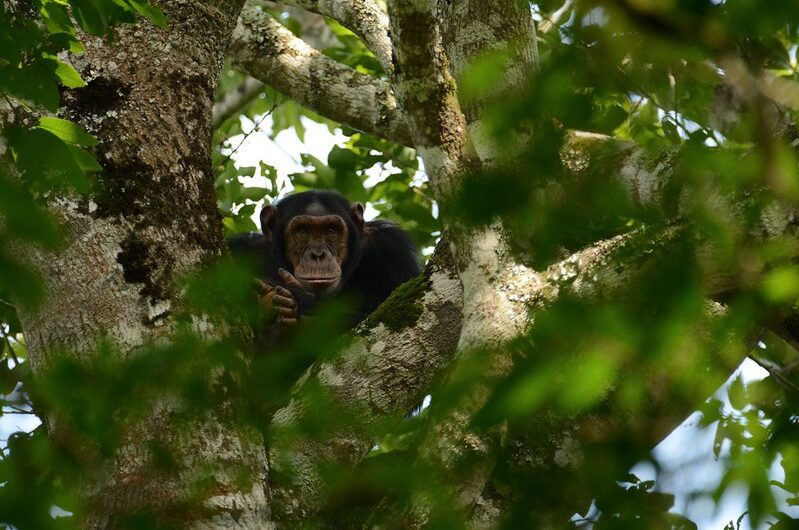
[230,7,413,146]
[13,2,274,528]
[268,242,464,521]
[277,0,394,73]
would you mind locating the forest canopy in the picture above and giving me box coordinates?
[1,0,799,529]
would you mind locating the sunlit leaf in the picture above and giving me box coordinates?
[53,60,85,88]
[37,117,98,146]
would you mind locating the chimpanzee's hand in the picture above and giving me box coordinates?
[278,268,305,293]
[255,277,297,329]
[278,268,317,326]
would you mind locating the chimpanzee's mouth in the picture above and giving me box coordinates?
[296,277,339,289]
[299,278,339,294]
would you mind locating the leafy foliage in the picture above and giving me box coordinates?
[2,1,799,529]
[212,23,439,249]
[323,20,385,76]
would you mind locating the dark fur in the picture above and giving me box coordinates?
[228,190,421,326]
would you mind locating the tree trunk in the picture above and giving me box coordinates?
[15,2,274,528]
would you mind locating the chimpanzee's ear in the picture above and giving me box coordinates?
[260,204,277,239]
[349,202,365,234]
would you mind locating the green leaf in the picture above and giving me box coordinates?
[459,48,509,104]
[223,215,258,235]
[259,161,277,180]
[127,0,167,28]
[762,266,799,302]
[70,0,108,35]
[712,421,725,459]
[331,170,367,202]
[699,398,724,426]
[37,117,98,146]
[7,127,91,192]
[242,187,269,202]
[728,376,747,411]
[1,63,60,112]
[67,145,103,174]
[54,60,85,88]
[41,2,75,32]
[48,32,86,54]
[557,351,618,412]
[0,172,61,248]
[290,171,321,189]
[0,249,46,309]
[237,166,256,178]
[595,104,628,134]
[328,146,360,171]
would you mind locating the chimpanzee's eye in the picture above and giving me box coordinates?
[327,227,337,234]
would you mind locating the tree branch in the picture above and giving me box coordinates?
[713,57,799,148]
[410,227,756,524]
[386,0,479,199]
[749,350,799,394]
[237,3,798,525]
[277,0,394,74]
[262,217,770,524]
[230,6,412,146]
[437,0,539,118]
[267,241,464,522]
[563,130,799,247]
[538,0,576,34]
[212,76,265,129]
[261,1,338,50]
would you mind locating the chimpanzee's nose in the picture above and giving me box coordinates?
[310,248,326,261]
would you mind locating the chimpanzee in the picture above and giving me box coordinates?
[228,190,420,335]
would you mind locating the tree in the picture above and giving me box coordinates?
[1,0,798,529]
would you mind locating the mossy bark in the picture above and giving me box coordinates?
[15,2,276,529]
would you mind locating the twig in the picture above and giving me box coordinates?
[0,328,19,367]
[538,0,575,34]
[212,76,266,129]
[222,102,279,166]
[747,352,799,395]
[0,298,17,310]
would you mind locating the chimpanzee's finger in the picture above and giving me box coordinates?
[273,293,295,309]
[275,285,292,297]
[254,278,273,295]
[276,306,295,317]
[278,268,304,289]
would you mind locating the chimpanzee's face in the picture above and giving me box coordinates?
[284,213,349,294]
[260,198,365,295]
